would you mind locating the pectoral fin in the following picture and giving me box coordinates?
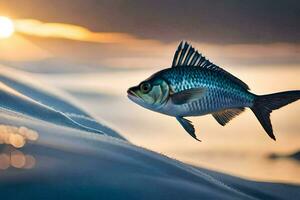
[212,108,245,126]
[176,117,201,141]
[171,88,206,105]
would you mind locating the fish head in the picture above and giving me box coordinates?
[127,76,170,110]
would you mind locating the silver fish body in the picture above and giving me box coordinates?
[154,67,255,117]
[128,41,300,141]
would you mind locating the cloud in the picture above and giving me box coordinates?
[8,36,299,70]
[0,15,298,68]
[1,0,299,44]
[14,19,159,45]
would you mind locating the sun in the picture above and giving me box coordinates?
[0,16,15,39]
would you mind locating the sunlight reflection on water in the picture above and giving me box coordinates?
[0,148,36,170]
[0,125,38,170]
[0,125,38,148]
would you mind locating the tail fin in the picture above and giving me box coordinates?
[251,90,300,140]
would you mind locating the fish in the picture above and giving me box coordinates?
[127,41,300,141]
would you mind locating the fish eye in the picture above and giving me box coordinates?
[140,82,152,93]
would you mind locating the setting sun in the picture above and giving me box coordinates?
[0,16,14,39]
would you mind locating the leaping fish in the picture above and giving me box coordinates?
[127,41,300,141]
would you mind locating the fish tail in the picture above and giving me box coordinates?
[251,90,300,140]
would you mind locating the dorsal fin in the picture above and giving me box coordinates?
[171,41,250,90]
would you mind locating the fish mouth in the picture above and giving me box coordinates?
[127,88,137,97]
[127,87,140,102]
[127,86,145,107]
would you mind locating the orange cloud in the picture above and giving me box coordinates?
[1,18,298,66]
[14,19,159,45]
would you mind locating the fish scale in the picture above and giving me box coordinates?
[159,67,255,115]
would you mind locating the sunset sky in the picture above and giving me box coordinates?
[0,0,299,184]
[0,0,299,71]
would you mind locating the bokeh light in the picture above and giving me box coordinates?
[0,125,39,148]
[0,153,10,170]
[0,150,36,170]
[0,125,38,170]
[10,150,26,168]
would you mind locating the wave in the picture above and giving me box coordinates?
[0,111,298,200]
[0,65,125,140]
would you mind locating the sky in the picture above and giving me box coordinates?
[1,0,299,44]
[0,0,299,183]
[0,0,299,71]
